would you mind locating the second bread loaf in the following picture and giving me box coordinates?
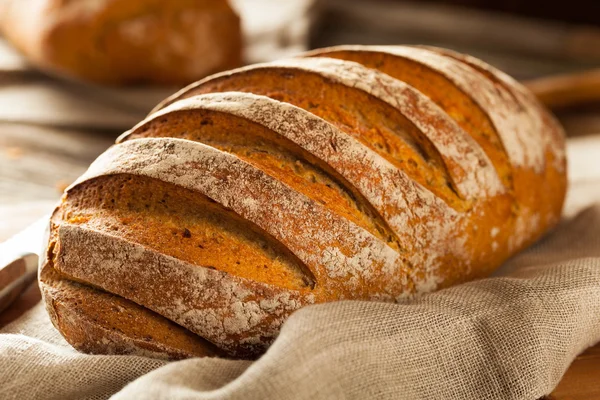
[0,0,242,85]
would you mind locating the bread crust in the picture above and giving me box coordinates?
[40,250,221,359]
[0,0,242,85]
[41,46,567,358]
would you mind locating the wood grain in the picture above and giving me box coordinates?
[551,344,600,399]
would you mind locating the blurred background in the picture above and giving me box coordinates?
[1,0,600,240]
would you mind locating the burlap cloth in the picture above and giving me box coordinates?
[0,134,598,399]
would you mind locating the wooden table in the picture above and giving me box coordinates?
[1,119,599,399]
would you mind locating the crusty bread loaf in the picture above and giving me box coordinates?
[40,45,567,359]
[0,0,241,85]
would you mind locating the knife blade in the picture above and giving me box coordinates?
[0,216,49,313]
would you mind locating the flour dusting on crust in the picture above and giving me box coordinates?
[125,93,460,255]
[376,45,546,172]
[417,45,566,172]
[56,224,311,355]
[71,138,420,297]
[157,58,503,200]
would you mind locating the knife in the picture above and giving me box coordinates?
[0,216,49,314]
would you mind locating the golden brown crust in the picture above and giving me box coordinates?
[40,46,567,359]
[58,174,313,291]
[301,45,566,266]
[123,103,401,250]
[40,252,221,359]
[0,0,242,85]
[162,62,461,202]
[302,47,514,190]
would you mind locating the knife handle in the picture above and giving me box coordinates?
[525,68,600,110]
[0,254,38,314]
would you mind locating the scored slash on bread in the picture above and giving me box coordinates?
[40,265,220,359]
[40,45,567,359]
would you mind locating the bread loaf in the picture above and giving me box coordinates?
[39,45,567,359]
[0,0,241,85]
